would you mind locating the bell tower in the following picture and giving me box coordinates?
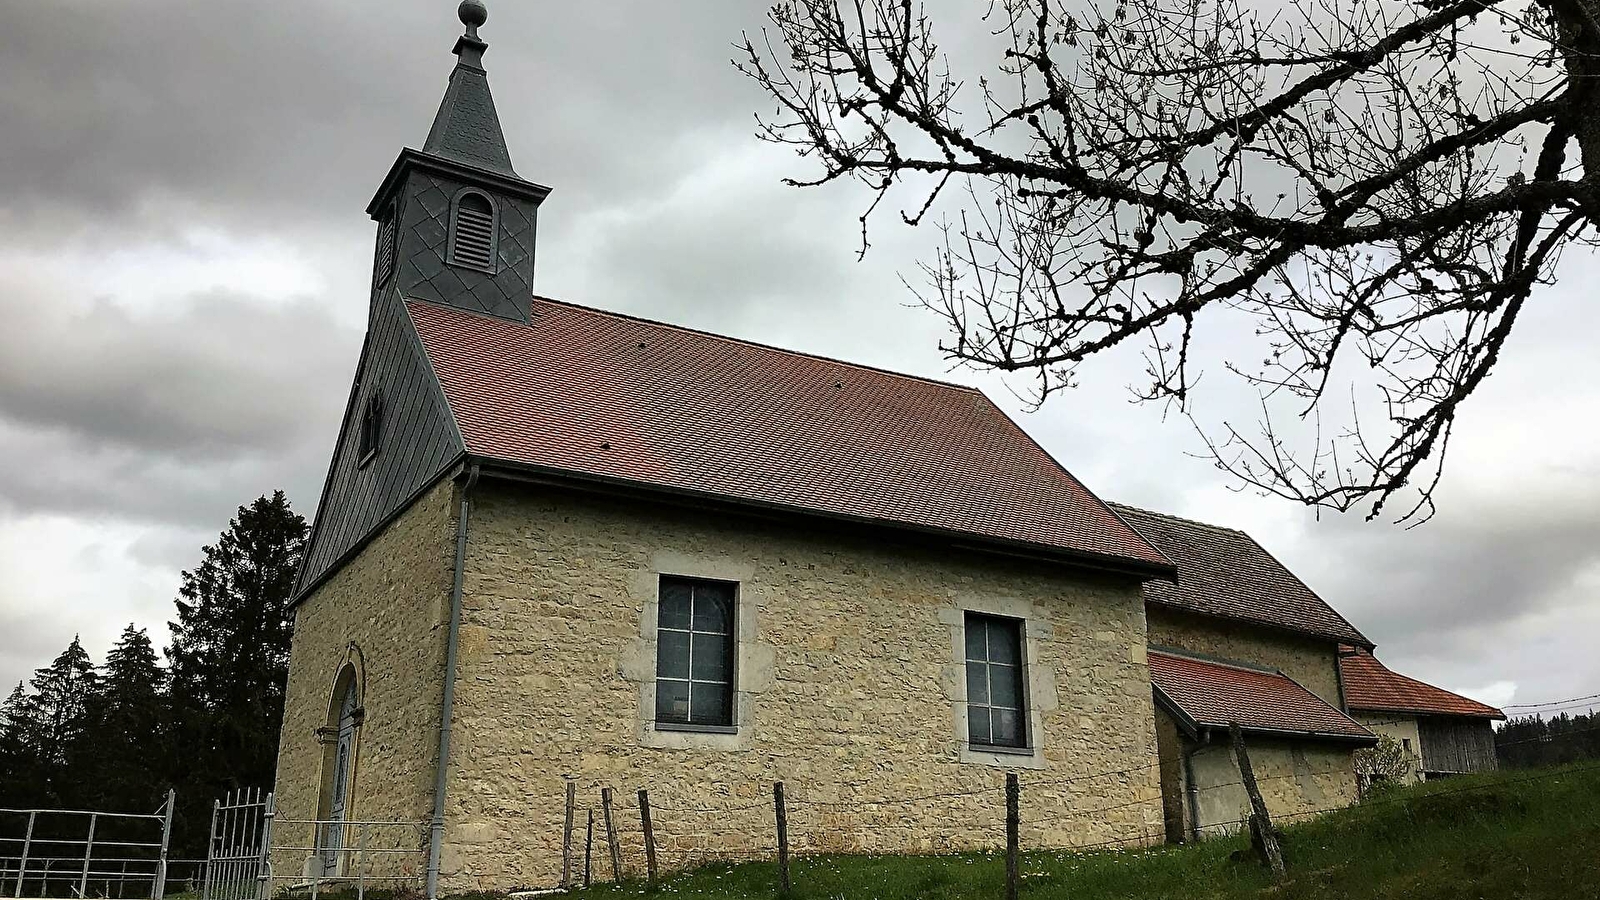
[366,0,550,322]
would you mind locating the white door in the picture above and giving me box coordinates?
[322,683,358,875]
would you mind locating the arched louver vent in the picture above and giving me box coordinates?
[449,192,496,272]
[375,213,397,286]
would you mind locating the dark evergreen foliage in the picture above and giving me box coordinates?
[164,491,306,854]
[0,492,306,860]
[81,626,168,812]
[1497,712,1600,768]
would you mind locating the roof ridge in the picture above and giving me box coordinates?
[1107,501,1249,537]
[527,294,985,395]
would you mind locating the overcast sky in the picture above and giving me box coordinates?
[1,1,1595,719]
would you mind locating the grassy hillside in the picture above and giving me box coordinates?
[561,762,1600,900]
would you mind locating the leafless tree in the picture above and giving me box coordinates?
[739,0,1598,522]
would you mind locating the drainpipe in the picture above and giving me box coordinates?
[1183,730,1211,843]
[426,463,479,900]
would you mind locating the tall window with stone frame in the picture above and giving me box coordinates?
[654,576,736,728]
[965,613,1028,749]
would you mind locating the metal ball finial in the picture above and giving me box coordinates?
[459,0,488,32]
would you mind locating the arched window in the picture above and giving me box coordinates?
[448,190,497,272]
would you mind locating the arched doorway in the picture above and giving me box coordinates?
[315,653,362,878]
[323,680,358,874]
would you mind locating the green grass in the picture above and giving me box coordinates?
[554,762,1600,900]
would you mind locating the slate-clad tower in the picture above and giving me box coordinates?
[366,0,549,322]
[294,0,545,597]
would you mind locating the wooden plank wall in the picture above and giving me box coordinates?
[1418,717,1498,775]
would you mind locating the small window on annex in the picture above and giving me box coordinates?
[965,612,1028,749]
[654,576,736,729]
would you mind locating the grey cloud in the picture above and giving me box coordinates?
[0,287,353,525]
[0,1,774,238]
[0,290,355,460]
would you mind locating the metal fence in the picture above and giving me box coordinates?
[0,791,174,899]
[268,818,426,900]
[200,791,424,900]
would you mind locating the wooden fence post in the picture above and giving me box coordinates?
[773,782,791,897]
[1229,723,1286,881]
[1005,773,1019,900]
[584,810,594,889]
[602,788,623,882]
[562,781,575,889]
[638,790,658,887]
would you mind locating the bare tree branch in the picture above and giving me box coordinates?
[740,0,1600,522]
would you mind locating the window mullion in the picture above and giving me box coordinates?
[686,586,697,722]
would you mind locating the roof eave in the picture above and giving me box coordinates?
[367,148,552,218]
[1350,704,1506,722]
[468,454,1178,581]
[1196,722,1379,746]
[1152,683,1376,745]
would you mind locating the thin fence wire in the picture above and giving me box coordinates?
[0,792,173,900]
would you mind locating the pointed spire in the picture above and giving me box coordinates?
[423,1,517,177]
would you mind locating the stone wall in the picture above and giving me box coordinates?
[439,483,1164,891]
[1145,607,1344,708]
[272,477,459,885]
[1354,713,1423,784]
[1183,737,1359,838]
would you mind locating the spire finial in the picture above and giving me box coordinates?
[458,1,488,39]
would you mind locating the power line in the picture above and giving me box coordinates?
[1504,690,1600,710]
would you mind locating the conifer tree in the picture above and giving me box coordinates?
[166,491,306,840]
[82,625,168,812]
[0,681,43,806]
[20,637,99,805]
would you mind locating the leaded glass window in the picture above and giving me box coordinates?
[965,613,1027,748]
[654,577,736,727]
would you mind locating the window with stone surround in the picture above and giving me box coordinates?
[654,576,736,728]
[965,612,1028,749]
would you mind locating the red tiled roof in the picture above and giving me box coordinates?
[1150,649,1374,741]
[1339,646,1504,720]
[407,298,1172,572]
[1111,504,1370,646]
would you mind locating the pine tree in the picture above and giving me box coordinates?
[82,625,168,812]
[21,637,99,805]
[166,491,306,841]
[0,681,43,806]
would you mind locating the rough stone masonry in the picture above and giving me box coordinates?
[275,477,1166,892]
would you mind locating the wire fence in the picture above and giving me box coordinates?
[198,789,425,900]
[537,725,1595,894]
[0,792,174,900]
[538,747,1600,898]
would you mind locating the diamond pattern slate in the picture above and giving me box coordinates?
[394,171,535,321]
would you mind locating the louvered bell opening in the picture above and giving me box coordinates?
[451,194,496,271]
[375,216,396,285]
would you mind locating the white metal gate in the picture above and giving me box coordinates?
[201,789,273,900]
